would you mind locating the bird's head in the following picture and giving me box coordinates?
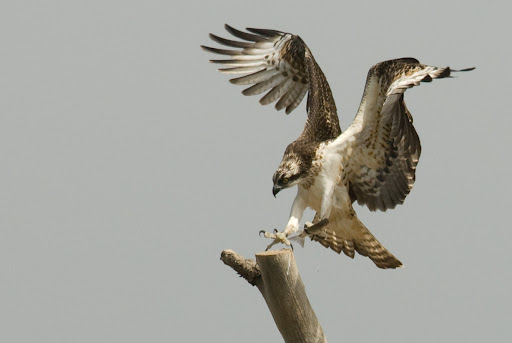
[272,150,308,197]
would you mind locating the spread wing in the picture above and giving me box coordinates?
[201,25,341,141]
[342,59,474,211]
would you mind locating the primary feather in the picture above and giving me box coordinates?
[202,25,474,268]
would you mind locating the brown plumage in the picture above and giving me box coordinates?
[202,25,474,268]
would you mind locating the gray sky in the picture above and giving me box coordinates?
[1,1,510,342]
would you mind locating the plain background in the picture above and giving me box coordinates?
[1,1,510,342]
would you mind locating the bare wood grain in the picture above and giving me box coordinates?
[220,249,326,343]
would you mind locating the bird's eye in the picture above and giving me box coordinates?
[283,178,289,184]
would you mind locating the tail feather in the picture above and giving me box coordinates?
[352,231,403,269]
[312,231,355,258]
[309,215,402,269]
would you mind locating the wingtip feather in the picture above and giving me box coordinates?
[453,67,476,72]
[201,45,242,56]
[224,24,266,42]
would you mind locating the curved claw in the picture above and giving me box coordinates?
[260,229,294,251]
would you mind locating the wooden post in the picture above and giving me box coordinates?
[221,249,327,343]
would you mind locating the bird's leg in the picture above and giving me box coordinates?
[260,231,291,251]
[259,219,297,250]
[259,192,306,250]
[285,218,329,248]
[261,218,330,250]
[302,218,329,235]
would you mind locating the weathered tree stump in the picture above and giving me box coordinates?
[221,248,327,343]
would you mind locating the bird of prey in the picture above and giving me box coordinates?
[201,25,474,269]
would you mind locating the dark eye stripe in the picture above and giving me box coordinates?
[282,174,300,184]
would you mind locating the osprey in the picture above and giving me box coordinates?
[202,25,473,269]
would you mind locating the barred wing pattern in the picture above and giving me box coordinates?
[202,25,474,268]
[201,25,310,114]
[345,59,474,211]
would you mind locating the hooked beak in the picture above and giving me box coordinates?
[272,184,282,197]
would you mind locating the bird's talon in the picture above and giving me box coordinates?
[259,229,294,250]
[258,230,266,237]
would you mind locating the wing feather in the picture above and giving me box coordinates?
[242,73,286,96]
[338,59,473,211]
[229,69,280,85]
[209,59,267,67]
[202,25,341,139]
[209,33,254,49]
[224,24,269,42]
[260,78,294,105]
[276,83,302,111]
[285,84,308,114]
[201,45,242,56]
[201,25,309,114]
[217,66,267,74]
